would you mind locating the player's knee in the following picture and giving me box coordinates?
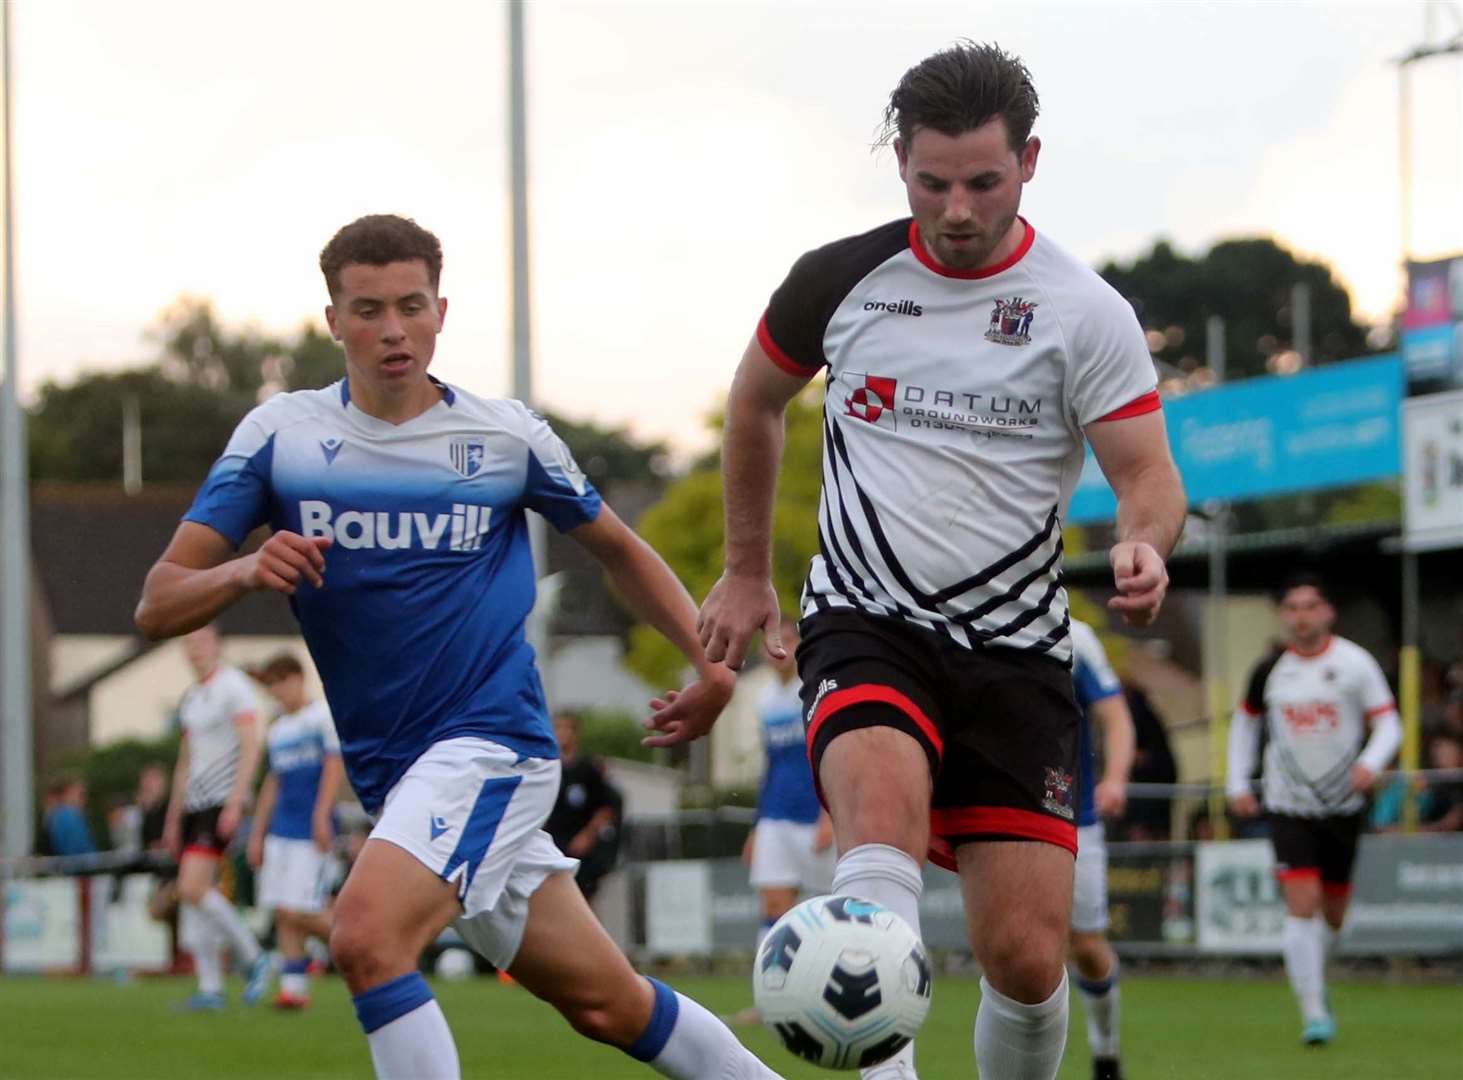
[979,921,1067,1002]
[329,918,395,987]
[1068,933,1110,979]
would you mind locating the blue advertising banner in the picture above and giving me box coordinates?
[1067,354,1403,525]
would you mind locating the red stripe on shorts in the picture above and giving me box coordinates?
[807,684,943,759]
[1276,867,1321,882]
[1321,880,1353,897]
[930,806,1078,856]
[182,844,222,859]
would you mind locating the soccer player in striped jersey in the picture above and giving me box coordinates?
[1227,573,1401,1046]
[161,624,272,1009]
[137,214,783,1080]
[699,42,1185,1080]
[246,652,344,1009]
[1067,621,1135,1080]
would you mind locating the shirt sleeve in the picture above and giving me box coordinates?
[1069,622,1122,709]
[518,407,603,533]
[759,248,832,377]
[1066,287,1160,427]
[316,704,342,754]
[221,669,260,721]
[1356,649,1398,719]
[183,405,278,547]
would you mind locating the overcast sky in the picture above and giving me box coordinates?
[9,1,1463,455]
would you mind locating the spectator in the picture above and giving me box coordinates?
[1119,681,1178,840]
[43,776,97,856]
[544,711,623,903]
[1420,733,1463,833]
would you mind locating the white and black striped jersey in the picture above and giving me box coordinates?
[1231,636,1398,817]
[179,665,259,812]
[758,218,1159,661]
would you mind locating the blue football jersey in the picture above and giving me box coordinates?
[1070,619,1123,828]
[266,700,340,841]
[756,677,821,824]
[185,377,602,813]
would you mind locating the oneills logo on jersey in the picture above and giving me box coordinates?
[449,436,487,478]
[299,500,492,551]
[984,297,1038,346]
[844,373,898,430]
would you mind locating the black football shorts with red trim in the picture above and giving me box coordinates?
[180,805,227,857]
[1267,811,1365,896]
[797,608,1081,870]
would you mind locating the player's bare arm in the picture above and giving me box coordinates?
[699,335,813,670]
[161,734,191,857]
[1091,694,1136,818]
[1085,409,1185,626]
[314,753,345,852]
[218,710,262,840]
[569,504,735,748]
[135,521,333,640]
[247,772,278,870]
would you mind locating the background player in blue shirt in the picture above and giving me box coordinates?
[136,214,782,1080]
[246,652,344,1010]
[1068,620,1136,1080]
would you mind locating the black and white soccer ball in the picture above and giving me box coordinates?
[753,894,932,1071]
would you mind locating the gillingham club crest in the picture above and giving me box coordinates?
[985,296,1038,346]
[449,436,487,478]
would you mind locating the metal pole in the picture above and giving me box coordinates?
[508,0,531,407]
[1,0,33,862]
[123,394,141,495]
[1291,281,1311,365]
[1205,318,1230,840]
[1398,61,1412,267]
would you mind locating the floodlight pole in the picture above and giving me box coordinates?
[1204,316,1230,841]
[0,0,33,863]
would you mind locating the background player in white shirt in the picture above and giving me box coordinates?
[161,624,271,1009]
[1227,574,1401,1046]
[1067,621,1136,1080]
[246,652,344,1010]
[136,214,783,1080]
[700,43,1185,1080]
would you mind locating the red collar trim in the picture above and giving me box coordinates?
[1287,635,1334,659]
[908,216,1035,280]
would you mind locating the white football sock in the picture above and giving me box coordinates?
[975,971,1069,1080]
[1283,915,1327,1023]
[281,957,310,998]
[1075,957,1121,1059]
[353,973,460,1080]
[832,844,924,1080]
[628,978,781,1079]
[198,888,260,964]
[181,904,224,995]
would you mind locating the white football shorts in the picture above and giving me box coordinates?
[748,818,836,891]
[1071,822,1109,933]
[368,736,577,970]
[257,835,337,913]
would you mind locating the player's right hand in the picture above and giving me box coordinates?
[246,836,263,871]
[239,531,332,595]
[162,818,181,859]
[1228,792,1260,818]
[698,573,782,671]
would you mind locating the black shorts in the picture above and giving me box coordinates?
[180,806,227,857]
[798,609,1081,870]
[1267,812,1364,893]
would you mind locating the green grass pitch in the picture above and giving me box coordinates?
[0,972,1457,1078]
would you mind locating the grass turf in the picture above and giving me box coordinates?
[0,972,1457,1078]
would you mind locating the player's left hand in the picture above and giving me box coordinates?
[1095,778,1127,818]
[642,664,736,748]
[312,815,333,854]
[1107,541,1168,626]
[218,801,242,842]
[1350,763,1377,794]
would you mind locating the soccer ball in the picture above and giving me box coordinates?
[753,894,932,1071]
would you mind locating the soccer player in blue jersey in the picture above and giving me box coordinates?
[136,214,784,1080]
[1067,621,1136,1080]
[246,652,344,1010]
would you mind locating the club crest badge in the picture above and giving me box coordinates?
[984,296,1037,346]
[449,436,487,478]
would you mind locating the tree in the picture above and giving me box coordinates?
[1098,238,1371,382]
[624,388,824,687]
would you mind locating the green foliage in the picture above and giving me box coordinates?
[1098,237,1371,382]
[573,708,658,764]
[625,389,825,687]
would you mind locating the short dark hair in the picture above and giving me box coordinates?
[319,214,443,299]
[1277,571,1332,606]
[879,41,1039,150]
[255,652,304,684]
